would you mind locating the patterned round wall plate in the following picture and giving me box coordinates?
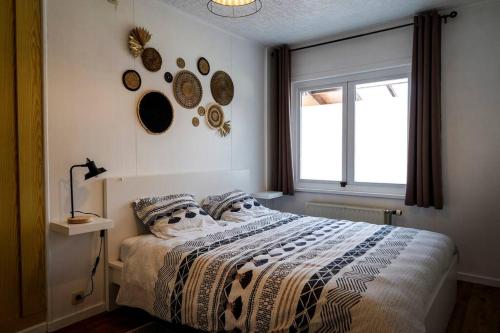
[197,106,206,116]
[210,71,234,106]
[122,69,141,91]
[176,57,185,69]
[205,103,224,129]
[192,117,200,127]
[173,70,203,109]
[141,47,162,72]
[197,57,210,76]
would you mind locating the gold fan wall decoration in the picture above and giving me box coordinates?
[128,27,151,58]
[218,120,231,137]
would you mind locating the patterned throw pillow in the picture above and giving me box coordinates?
[133,194,221,239]
[133,194,198,226]
[202,190,273,221]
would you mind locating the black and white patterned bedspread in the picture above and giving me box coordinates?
[117,213,455,333]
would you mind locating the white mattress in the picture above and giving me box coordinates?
[120,220,247,262]
[121,234,183,262]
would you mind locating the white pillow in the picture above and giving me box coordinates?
[220,197,276,222]
[150,206,224,239]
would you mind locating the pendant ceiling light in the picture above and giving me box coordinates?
[207,0,262,18]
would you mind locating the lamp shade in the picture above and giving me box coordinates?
[212,0,255,5]
[84,158,107,180]
[207,0,261,17]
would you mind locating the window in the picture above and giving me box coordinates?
[353,78,408,184]
[293,69,409,197]
[300,86,344,182]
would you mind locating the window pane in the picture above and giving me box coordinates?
[300,87,343,181]
[354,78,408,184]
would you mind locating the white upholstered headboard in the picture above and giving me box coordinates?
[104,170,250,262]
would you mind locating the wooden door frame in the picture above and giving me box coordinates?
[0,0,46,331]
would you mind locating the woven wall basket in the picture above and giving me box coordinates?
[141,47,162,72]
[205,103,224,129]
[173,70,203,109]
[210,71,234,106]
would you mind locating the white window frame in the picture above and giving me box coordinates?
[292,67,410,199]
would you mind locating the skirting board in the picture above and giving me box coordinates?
[47,302,106,332]
[16,322,47,333]
[458,272,500,288]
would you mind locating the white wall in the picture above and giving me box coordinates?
[271,0,500,286]
[45,0,265,328]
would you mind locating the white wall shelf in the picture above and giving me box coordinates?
[50,218,114,236]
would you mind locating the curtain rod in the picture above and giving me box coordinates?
[290,10,457,53]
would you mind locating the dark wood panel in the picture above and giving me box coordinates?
[15,0,46,318]
[54,282,500,333]
[0,0,22,323]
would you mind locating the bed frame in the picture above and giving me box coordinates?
[103,170,251,309]
[103,170,456,333]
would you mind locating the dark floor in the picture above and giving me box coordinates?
[54,307,152,333]
[446,281,500,333]
[55,281,500,333]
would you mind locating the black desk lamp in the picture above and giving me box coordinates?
[68,158,107,224]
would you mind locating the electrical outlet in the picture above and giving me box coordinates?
[71,291,85,305]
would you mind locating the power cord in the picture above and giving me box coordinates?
[69,210,104,302]
[74,210,101,218]
[76,229,105,302]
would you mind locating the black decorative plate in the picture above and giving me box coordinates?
[164,72,173,83]
[137,91,174,134]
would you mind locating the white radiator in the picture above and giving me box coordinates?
[305,202,402,225]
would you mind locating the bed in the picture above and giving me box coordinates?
[104,170,457,333]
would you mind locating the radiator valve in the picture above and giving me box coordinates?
[383,209,402,225]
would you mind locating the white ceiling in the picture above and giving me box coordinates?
[160,0,481,46]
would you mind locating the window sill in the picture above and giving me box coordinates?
[295,187,405,200]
